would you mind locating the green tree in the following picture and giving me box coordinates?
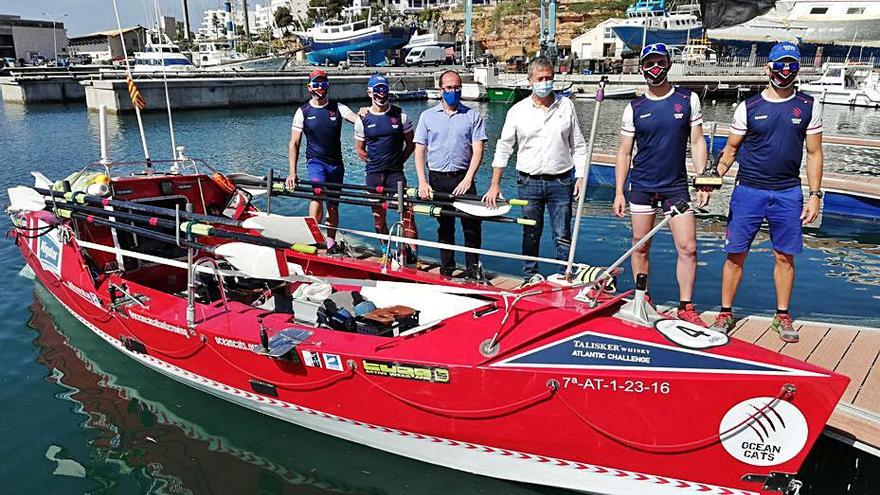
[308,0,352,20]
[274,6,293,28]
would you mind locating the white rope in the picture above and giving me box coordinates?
[328,225,597,270]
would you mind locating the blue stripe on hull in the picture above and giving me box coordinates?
[304,32,410,66]
[612,25,703,50]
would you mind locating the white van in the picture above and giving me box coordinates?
[405,45,445,67]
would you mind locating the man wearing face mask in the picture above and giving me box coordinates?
[613,43,710,326]
[484,56,588,285]
[287,70,357,254]
[709,42,824,343]
[414,70,488,281]
[354,74,418,261]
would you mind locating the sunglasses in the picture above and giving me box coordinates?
[308,81,329,89]
[769,61,799,72]
[642,60,669,70]
[371,85,389,94]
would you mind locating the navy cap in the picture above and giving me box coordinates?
[640,43,670,61]
[769,42,800,61]
[368,74,389,89]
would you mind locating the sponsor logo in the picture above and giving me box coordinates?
[323,353,344,371]
[214,336,250,350]
[62,281,102,308]
[754,115,768,120]
[673,113,683,119]
[307,115,316,120]
[38,233,62,277]
[390,117,399,125]
[654,319,729,350]
[130,311,189,337]
[367,124,377,128]
[639,112,652,119]
[176,183,193,190]
[362,360,450,383]
[792,107,802,118]
[791,118,802,124]
[720,397,808,466]
[302,350,323,367]
[114,189,133,196]
[673,103,684,113]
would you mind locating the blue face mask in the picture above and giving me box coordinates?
[442,89,462,107]
[532,81,554,98]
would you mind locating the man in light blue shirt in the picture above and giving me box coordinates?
[414,70,488,281]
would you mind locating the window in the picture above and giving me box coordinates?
[809,7,828,14]
[847,7,865,14]
[604,27,615,39]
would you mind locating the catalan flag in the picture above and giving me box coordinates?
[125,74,146,110]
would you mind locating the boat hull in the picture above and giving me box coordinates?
[486,86,530,103]
[302,27,411,66]
[612,25,704,50]
[799,88,880,108]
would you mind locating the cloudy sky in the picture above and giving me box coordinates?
[3,0,228,36]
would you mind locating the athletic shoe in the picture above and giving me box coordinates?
[327,240,346,256]
[710,311,735,334]
[461,265,489,284]
[404,246,418,267]
[771,314,799,343]
[520,273,545,288]
[439,267,456,277]
[676,304,707,327]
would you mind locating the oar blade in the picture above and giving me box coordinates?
[241,213,325,245]
[453,200,511,217]
[215,243,305,280]
[31,172,54,189]
[7,186,49,212]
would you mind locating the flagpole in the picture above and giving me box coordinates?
[111,0,152,174]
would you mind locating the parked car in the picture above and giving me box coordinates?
[405,45,445,67]
[29,55,47,66]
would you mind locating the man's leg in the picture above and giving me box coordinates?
[720,252,748,309]
[305,160,325,229]
[460,179,482,270]
[365,172,388,234]
[518,175,545,278]
[429,171,458,275]
[766,186,804,342]
[545,175,574,271]
[630,212,656,285]
[773,251,795,311]
[323,164,345,243]
[668,210,697,303]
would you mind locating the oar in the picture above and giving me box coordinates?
[276,188,537,226]
[52,208,308,280]
[18,186,321,246]
[226,172,528,207]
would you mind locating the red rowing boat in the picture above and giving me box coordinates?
[8,167,848,495]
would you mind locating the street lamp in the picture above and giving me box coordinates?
[41,12,68,63]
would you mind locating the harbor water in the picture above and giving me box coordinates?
[0,95,878,494]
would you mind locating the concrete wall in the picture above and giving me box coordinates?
[85,74,436,113]
[11,25,68,60]
[1,76,86,103]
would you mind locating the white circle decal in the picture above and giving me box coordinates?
[719,397,808,466]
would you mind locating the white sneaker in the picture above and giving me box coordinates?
[520,273,545,288]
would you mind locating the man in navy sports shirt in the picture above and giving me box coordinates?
[287,70,357,254]
[354,74,418,261]
[710,42,824,342]
[613,43,710,326]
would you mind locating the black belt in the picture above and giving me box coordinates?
[518,170,571,181]
[429,169,467,177]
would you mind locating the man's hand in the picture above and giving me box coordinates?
[482,183,503,208]
[285,173,297,191]
[801,195,821,225]
[358,107,370,117]
[418,181,433,200]
[573,178,585,199]
[612,193,627,218]
[695,189,711,208]
[452,177,473,196]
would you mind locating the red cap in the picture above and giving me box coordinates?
[308,69,328,81]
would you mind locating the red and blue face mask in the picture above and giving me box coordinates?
[769,61,799,89]
[641,59,670,86]
[308,80,329,100]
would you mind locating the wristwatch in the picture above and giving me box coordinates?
[809,190,824,199]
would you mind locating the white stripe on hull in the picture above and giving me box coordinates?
[51,287,758,495]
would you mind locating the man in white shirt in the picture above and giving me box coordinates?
[483,56,588,283]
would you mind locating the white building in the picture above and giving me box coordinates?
[571,19,624,60]
[0,14,68,62]
[199,9,228,40]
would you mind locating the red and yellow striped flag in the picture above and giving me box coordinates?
[125,74,146,110]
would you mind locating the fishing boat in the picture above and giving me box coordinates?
[132,34,196,73]
[6,103,851,494]
[799,62,880,108]
[611,0,703,51]
[293,18,412,67]
[486,85,531,103]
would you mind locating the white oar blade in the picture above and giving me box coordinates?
[7,186,49,212]
[215,243,305,280]
[31,172,54,189]
[453,200,511,217]
[241,187,267,197]
[242,213,325,245]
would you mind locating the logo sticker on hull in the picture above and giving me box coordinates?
[492,331,824,376]
[719,397,808,466]
[38,231,63,277]
[362,360,450,383]
[654,319,729,349]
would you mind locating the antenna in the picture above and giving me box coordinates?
[111,0,152,173]
[154,0,179,160]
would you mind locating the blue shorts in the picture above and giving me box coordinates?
[725,183,803,255]
[626,188,691,215]
[305,159,344,186]
[365,170,406,192]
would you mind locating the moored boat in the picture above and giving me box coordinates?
[294,18,412,67]
[799,62,880,108]
[6,142,851,495]
[486,85,530,103]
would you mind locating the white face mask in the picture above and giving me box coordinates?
[531,81,554,98]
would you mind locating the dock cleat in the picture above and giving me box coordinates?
[710,311,736,334]
[771,313,799,343]
[676,304,707,327]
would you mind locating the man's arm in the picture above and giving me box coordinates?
[354,117,368,162]
[402,130,416,162]
[802,132,824,225]
[613,134,634,217]
[339,103,357,124]
[414,143,431,198]
[484,110,517,206]
[717,134,744,177]
[454,139,484,196]
[568,103,588,197]
[355,139,368,162]
[286,130,303,189]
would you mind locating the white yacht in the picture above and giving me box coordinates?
[132,34,195,72]
[192,41,248,68]
[800,63,880,108]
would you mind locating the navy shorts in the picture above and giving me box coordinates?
[725,183,803,255]
[626,188,691,215]
[365,170,406,192]
[306,158,344,185]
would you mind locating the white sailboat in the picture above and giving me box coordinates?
[800,63,880,108]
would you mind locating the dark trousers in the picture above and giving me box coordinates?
[517,170,574,278]
[429,170,482,273]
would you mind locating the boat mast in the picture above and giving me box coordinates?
[181,0,191,40]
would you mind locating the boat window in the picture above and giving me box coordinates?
[809,7,828,14]
[827,68,842,77]
[847,7,865,14]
